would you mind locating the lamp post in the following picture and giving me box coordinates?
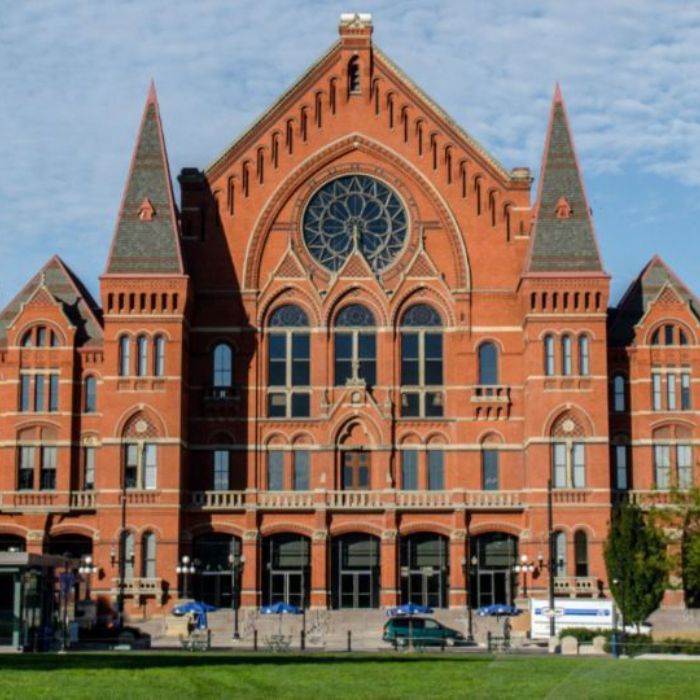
[78,555,98,600]
[229,552,246,640]
[513,554,535,599]
[547,477,556,638]
[176,555,196,600]
[465,554,478,641]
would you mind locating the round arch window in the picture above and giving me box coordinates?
[302,175,408,273]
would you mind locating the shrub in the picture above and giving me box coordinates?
[558,628,609,643]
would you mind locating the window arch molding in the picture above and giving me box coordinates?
[648,320,695,346]
[18,322,65,348]
[477,340,500,386]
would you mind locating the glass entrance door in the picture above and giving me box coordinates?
[400,534,449,608]
[404,569,444,608]
[263,534,310,608]
[476,571,510,607]
[198,572,232,608]
[470,532,517,608]
[331,534,380,609]
[339,572,373,608]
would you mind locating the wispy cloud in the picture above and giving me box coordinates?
[1,0,700,303]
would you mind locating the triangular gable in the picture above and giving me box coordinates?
[527,85,603,273]
[105,82,184,275]
[274,247,307,280]
[206,23,511,185]
[0,256,102,347]
[610,256,700,346]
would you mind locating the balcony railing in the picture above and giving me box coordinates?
[552,489,589,504]
[0,490,96,512]
[554,576,599,597]
[470,385,511,403]
[111,577,163,600]
[188,489,525,511]
[69,490,97,509]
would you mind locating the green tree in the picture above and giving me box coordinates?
[604,502,669,630]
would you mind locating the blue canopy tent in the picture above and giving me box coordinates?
[477,603,521,617]
[387,603,434,617]
[260,601,303,634]
[172,601,218,630]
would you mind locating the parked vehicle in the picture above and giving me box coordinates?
[383,616,466,647]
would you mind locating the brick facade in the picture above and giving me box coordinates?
[0,15,697,616]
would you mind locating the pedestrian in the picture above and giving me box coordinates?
[503,616,512,649]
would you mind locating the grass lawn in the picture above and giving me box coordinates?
[0,652,697,699]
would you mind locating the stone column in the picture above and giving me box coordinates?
[241,529,259,608]
[449,528,467,609]
[310,530,329,608]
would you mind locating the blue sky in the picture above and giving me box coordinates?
[1,0,700,306]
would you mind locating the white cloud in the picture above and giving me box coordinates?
[1,0,700,302]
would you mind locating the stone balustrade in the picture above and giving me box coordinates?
[553,576,599,597]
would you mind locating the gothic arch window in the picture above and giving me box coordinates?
[653,424,694,489]
[348,56,361,94]
[122,413,158,490]
[136,335,148,377]
[302,175,408,273]
[84,375,97,413]
[141,531,157,578]
[578,335,590,375]
[478,342,499,386]
[561,335,573,376]
[544,334,555,376]
[400,304,443,418]
[334,304,377,388]
[574,530,588,577]
[268,305,310,418]
[212,343,234,397]
[119,335,131,376]
[17,426,57,491]
[154,335,165,377]
[551,413,586,489]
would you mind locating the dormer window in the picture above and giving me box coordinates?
[555,196,572,219]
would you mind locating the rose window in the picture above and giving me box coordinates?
[302,175,408,273]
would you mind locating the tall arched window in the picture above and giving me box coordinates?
[478,342,499,386]
[136,336,148,377]
[574,531,588,577]
[334,304,376,388]
[121,530,135,580]
[555,531,567,577]
[119,336,130,376]
[400,304,443,418]
[544,335,555,376]
[268,305,310,418]
[154,335,165,377]
[561,335,573,375]
[613,374,626,412]
[552,441,586,488]
[212,343,233,397]
[142,532,156,579]
[84,376,97,413]
[578,335,590,376]
[348,56,361,94]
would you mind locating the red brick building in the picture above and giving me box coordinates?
[0,14,696,617]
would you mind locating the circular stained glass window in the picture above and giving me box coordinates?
[302,175,408,273]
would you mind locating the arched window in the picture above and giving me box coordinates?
[119,336,130,376]
[213,448,230,491]
[84,376,97,413]
[482,448,499,491]
[21,329,33,347]
[141,532,156,579]
[136,336,148,377]
[212,343,233,397]
[121,530,135,580]
[400,304,443,418]
[578,335,590,375]
[36,326,47,347]
[348,57,361,94]
[124,442,157,490]
[613,374,626,412]
[544,335,555,376]
[401,446,419,490]
[268,305,310,418]
[478,342,498,386]
[427,446,445,490]
[651,328,660,346]
[612,437,629,490]
[555,531,567,577]
[574,531,588,577]
[267,449,284,490]
[154,335,165,377]
[551,413,586,489]
[334,304,376,388]
[561,335,572,375]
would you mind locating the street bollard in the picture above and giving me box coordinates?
[253,629,258,652]
[301,629,305,651]
[347,630,352,652]
[487,631,492,652]
[441,637,445,653]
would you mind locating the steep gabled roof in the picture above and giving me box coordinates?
[527,86,603,273]
[105,82,184,275]
[0,256,102,346]
[609,255,700,345]
[205,39,511,183]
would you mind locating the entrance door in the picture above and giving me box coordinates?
[405,569,443,608]
[340,572,373,608]
[470,533,517,608]
[476,571,510,607]
[0,573,15,646]
[199,573,232,608]
[343,451,370,489]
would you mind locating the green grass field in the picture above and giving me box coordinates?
[0,652,697,699]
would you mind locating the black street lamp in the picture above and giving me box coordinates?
[513,555,535,598]
[78,555,98,600]
[176,555,196,599]
[228,553,246,640]
[463,554,478,641]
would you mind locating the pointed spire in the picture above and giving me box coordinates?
[527,85,603,273]
[105,83,184,275]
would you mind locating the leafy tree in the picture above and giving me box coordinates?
[604,502,669,630]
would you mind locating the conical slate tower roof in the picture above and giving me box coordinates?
[528,86,603,273]
[105,83,183,275]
